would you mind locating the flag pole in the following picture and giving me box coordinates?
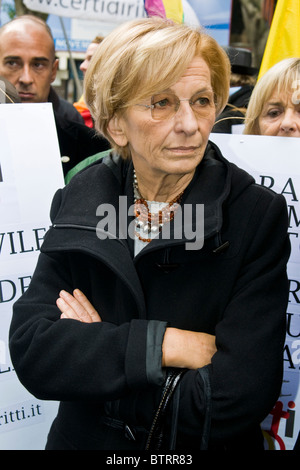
[59,16,83,101]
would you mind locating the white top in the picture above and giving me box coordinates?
[134,200,169,256]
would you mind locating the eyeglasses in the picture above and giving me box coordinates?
[135,91,215,121]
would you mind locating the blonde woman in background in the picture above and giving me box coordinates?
[244,57,300,137]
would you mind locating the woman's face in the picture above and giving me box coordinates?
[258,87,300,137]
[110,57,216,179]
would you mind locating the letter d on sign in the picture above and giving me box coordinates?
[0,279,16,303]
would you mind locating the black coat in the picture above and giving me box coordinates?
[212,85,254,134]
[48,87,111,176]
[9,142,290,450]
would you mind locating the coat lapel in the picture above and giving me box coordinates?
[40,143,233,316]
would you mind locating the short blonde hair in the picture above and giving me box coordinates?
[244,57,300,135]
[85,17,230,158]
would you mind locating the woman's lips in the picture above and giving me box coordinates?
[167,146,199,154]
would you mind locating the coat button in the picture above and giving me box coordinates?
[155,263,179,273]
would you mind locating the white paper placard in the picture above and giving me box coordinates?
[0,103,64,449]
[1,119,299,449]
[211,133,300,450]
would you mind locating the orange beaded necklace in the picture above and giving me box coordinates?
[133,169,184,243]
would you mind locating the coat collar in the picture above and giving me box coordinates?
[40,141,254,317]
[42,141,253,262]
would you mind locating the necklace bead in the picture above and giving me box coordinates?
[133,169,183,243]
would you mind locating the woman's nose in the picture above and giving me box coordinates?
[173,101,198,134]
[280,109,298,132]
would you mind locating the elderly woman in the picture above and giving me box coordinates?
[244,57,300,136]
[10,18,290,451]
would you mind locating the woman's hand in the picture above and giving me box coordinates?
[56,289,101,323]
[56,291,216,369]
[162,327,216,370]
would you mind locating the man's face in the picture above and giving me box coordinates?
[0,22,58,103]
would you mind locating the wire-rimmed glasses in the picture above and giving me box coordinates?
[135,91,215,120]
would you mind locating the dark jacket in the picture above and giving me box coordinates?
[48,87,111,175]
[9,142,290,450]
[212,85,254,134]
[48,86,84,125]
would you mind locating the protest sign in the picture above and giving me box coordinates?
[0,103,64,449]
[1,114,298,449]
[211,133,300,450]
[23,0,174,23]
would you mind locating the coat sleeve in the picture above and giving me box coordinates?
[9,189,167,402]
[9,250,167,401]
[175,191,290,444]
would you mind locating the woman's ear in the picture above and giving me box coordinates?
[107,115,128,147]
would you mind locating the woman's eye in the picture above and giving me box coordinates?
[193,96,210,107]
[198,97,210,106]
[267,109,281,118]
[153,98,170,108]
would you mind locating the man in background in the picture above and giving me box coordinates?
[74,35,104,128]
[0,16,110,175]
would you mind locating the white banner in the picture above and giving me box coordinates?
[211,133,300,450]
[0,103,64,449]
[1,119,298,449]
[24,0,148,22]
[23,0,201,25]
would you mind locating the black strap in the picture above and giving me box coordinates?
[145,368,187,451]
[198,366,212,450]
[145,366,212,451]
[169,381,181,450]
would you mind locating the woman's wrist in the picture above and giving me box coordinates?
[162,327,186,368]
[162,327,217,369]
